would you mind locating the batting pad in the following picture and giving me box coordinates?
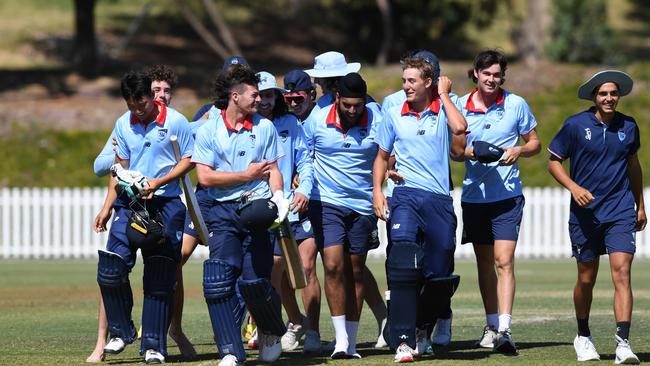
[204,259,246,362]
[238,278,287,337]
[97,250,136,343]
[418,274,460,328]
[386,242,422,350]
[140,255,176,355]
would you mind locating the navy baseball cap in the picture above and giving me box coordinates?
[284,70,314,93]
[414,50,441,79]
[473,141,504,163]
[222,56,248,71]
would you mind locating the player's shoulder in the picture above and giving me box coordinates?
[502,90,530,109]
[165,106,189,124]
[562,110,592,128]
[616,111,638,126]
[115,110,131,127]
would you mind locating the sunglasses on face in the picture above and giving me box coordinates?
[284,95,306,104]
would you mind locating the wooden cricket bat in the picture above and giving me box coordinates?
[275,218,307,289]
[170,135,210,246]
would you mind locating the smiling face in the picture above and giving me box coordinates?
[474,63,503,95]
[402,67,432,104]
[151,80,172,106]
[593,82,620,115]
[257,89,277,119]
[126,95,156,120]
[284,90,312,118]
[232,83,261,115]
[337,96,366,126]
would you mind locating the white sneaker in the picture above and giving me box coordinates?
[394,342,415,363]
[247,328,258,350]
[258,332,282,363]
[573,335,600,361]
[615,335,640,365]
[375,318,388,348]
[303,330,322,354]
[331,338,349,359]
[475,325,498,349]
[218,354,241,366]
[281,321,306,351]
[144,349,165,364]
[415,327,432,356]
[494,329,517,354]
[104,337,127,354]
[431,316,452,346]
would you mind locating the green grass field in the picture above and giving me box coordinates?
[1,259,649,365]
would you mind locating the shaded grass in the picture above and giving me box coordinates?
[1,259,650,365]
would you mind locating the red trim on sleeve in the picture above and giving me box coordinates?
[547,147,565,160]
[192,161,214,169]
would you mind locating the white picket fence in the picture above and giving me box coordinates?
[1,187,650,260]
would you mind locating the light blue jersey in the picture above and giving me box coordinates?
[192,110,284,202]
[459,89,537,203]
[380,90,407,197]
[114,103,193,197]
[303,104,379,215]
[376,98,455,196]
[269,113,313,222]
[94,130,116,177]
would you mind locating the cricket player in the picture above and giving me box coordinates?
[283,69,317,123]
[548,70,645,364]
[192,64,288,366]
[96,70,193,364]
[373,55,467,363]
[458,50,540,353]
[303,72,380,359]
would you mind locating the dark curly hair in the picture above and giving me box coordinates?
[467,50,507,85]
[212,64,259,110]
[145,64,178,89]
[120,70,153,101]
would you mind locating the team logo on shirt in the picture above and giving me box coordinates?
[618,130,626,142]
[158,129,168,140]
[584,128,591,141]
[359,128,368,138]
[249,134,256,147]
[279,130,289,143]
[496,108,504,120]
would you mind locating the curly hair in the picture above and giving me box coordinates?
[467,50,507,85]
[145,64,178,89]
[212,64,259,110]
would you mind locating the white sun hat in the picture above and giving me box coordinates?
[304,51,361,78]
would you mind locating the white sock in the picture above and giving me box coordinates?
[498,314,512,332]
[486,313,499,329]
[331,315,348,351]
[346,321,359,355]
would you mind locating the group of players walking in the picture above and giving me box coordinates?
[88,49,645,365]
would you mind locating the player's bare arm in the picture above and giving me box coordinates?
[94,176,118,233]
[372,148,390,220]
[500,128,541,166]
[627,153,646,231]
[195,160,272,187]
[548,156,594,207]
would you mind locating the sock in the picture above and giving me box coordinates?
[486,313,499,329]
[577,318,591,337]
[331,315,348,351]
[616,321,631,340]
[345,321,359,355]
[369,301,388,334]
[498,314,512,332]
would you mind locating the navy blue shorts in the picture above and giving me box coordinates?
[106,196,185,268]
[202,200,274,279]
[309,200,379,255]
[461,195,525,244]
[569,217,637,262]
[272,215,315,256]
[183,185,211,242]
[389,187,456,279]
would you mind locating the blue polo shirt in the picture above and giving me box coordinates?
[548,109,640,224]
[376,97,455,196]
[269,113,313,222]
[381,90,406,112]
[459,89,537,203]
[114,102,193,197]
[94,130,116,177]
[192,110,284,202]
[303,103,379,215]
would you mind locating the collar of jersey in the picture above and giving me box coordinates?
[221,109,253,132]
[586,108,623,128]
[401,96,440,119]
[465,88,505,114]
[130,100,167,126]
[325,103,368,132]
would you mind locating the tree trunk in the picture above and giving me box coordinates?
[375,0,393,66]
[514,0,551,66]
[73,0,97,77]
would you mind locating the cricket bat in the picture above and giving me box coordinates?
[275,218,307,289]
[170,135,210,246]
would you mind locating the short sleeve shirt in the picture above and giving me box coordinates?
[548,110,640,224]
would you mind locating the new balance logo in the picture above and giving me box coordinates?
[392,223,401,229]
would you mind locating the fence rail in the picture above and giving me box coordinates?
[2,187,649,260]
